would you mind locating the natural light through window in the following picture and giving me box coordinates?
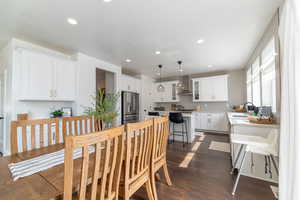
[246,37,277,113]
[179,136,205,168]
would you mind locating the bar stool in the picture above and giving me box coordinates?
[230,129,279,195]
[169,112,188,146]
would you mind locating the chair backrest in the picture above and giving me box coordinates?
[152,117,169,163]
[62,116,95,141]
[169,112,184,123]
[64,126,125,200]
[11,118,61,154]
[125,119,154,185]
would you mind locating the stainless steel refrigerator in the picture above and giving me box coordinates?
[121,91,139,124]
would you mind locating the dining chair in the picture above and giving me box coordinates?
[119,119,154,200]
[11,118,61,154]
[62,116,95,141]
[151,117,173,200]
[63,125,125,200]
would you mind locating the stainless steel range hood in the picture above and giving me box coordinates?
[177,75,193,96]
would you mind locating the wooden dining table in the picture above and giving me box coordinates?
[0,144,77,200]
[0,141,139,200]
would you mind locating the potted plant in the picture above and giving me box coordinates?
[50,109,64,118]
[84,89,120,130]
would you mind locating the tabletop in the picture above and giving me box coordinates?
[0,143,122,200]
[0,148,61,200]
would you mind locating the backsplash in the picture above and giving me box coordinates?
[156,95,230,112]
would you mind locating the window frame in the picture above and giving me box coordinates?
[246,36,278,114]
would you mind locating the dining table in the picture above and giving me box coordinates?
[0,143,81,200]
[0,140,140,200]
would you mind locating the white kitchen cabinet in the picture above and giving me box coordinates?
[54,58,76,101]
[153,81,180,103]
[120,74,141,93]
[192,75,228,102]
[194,112,228,132]
[17,49,76,101]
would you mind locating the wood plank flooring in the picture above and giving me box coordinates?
[134,133,277,200]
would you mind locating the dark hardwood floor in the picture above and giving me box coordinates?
[134,133,277,200]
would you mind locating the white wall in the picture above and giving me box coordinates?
[74,53,121,124]
[139,75,155,120]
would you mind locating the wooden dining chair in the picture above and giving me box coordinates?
[151,117,172,200]
[11,118,61,154]
[62,116,95,141]
[120,119,154,200]
[64,126,125,200]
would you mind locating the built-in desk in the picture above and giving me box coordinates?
[227,112,280,183]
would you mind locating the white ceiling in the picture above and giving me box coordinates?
[0,0,282,78]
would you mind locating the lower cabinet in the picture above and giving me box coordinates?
[194,112,228,132]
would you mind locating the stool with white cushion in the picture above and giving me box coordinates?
[230,129,279,195]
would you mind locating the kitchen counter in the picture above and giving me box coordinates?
[227,112,279,128]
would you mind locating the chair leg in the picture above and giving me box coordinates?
[162,163,172,186]
[150,170,158,200]
[231,144,244,174]
[181,123,185,147]
[232,150,247,195]
[185,121,188,144]
[145,179,155,200]
[172,123,175,143]
[270,155,279,176]
[267,156,272,178]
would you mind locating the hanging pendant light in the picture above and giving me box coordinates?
[176,61,184,89]
[157,65,165,92]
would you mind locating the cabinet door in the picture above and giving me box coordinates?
[200,113,208,130]
[19,50,53,100]
[194,113,201,129]
[54,58,76,101]
[200,78,214,101]
[193,80,200,101]
[171,83,177,101]
[213,75,228,101]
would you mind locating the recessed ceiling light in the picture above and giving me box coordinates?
[197,39,205,44]
[103,0,112,2]
[208,65,213,68]
[67,18,78,25]
[155,51,161,55]
[125,59,132,63]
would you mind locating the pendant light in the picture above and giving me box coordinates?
[157,65,165,92]
[176,61,184,89]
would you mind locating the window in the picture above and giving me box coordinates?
[246,67,252,102]
[246,37,277,113]
[261,38,277,112]
[252,57,261,107]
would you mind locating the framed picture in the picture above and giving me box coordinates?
[62,107,72,117]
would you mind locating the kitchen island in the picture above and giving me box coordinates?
[151,111,196,143]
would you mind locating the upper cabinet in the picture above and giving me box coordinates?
[192,75,228,102]
[120,74,141,93]
[153,81,180,103]
[16,49,76,101]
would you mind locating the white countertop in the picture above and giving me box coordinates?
[227,112,280,128]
